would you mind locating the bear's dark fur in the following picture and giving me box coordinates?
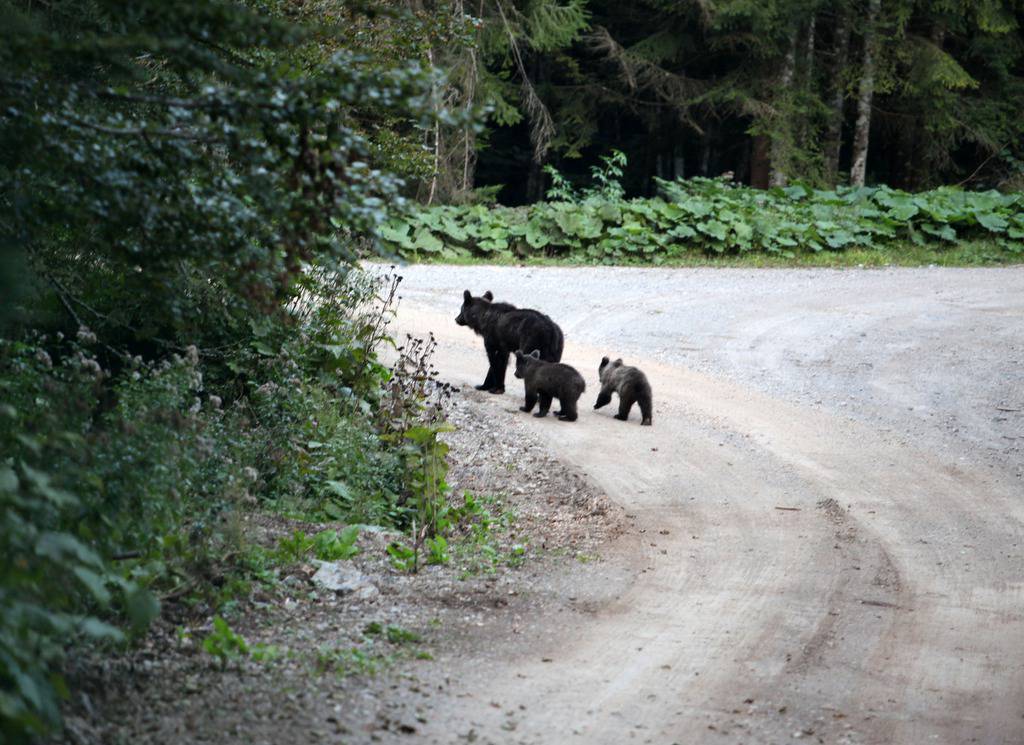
[514,350,585,422]
[594,357,653,425]
[455,290,564,394]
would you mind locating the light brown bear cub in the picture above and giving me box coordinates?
[594,357,653,425]
[514,350,585,422]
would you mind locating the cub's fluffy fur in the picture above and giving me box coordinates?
[455,290,564,394]
[594,357,653,425]
[514,350,585,422]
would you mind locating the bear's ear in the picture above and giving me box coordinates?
[529,349,541,359]
[515,349,524,359]
[482,290,494,302]
[463,290,472,303]
[600,356,609,367]
[614,358,624,366]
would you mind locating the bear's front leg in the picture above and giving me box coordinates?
[477,343,501,392]
[487,348,508,394]
[534,392,552,417]
[594,389,613,409]
[520,391,537,413]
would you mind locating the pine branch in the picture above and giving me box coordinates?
[494,0,555,163]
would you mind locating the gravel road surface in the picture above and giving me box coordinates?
[394,265,1024,745]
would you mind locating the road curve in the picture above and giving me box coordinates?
[392,265,1024,745]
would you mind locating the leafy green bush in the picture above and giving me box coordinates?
[0,339,212,738]
[0,0,464,736]
[380,176,1024,262]
[312,527,361,562]
[0,264,455,739]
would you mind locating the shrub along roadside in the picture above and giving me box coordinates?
[379,174,1024,264]
[0,267,458,741]
[0,0,457,739]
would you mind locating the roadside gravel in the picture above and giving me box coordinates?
[59,394,624,745]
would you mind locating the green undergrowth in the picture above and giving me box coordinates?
[0,268,455,739]
[397,238,1020,268]
[378,153,1024,267]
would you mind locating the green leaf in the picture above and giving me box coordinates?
[598,203,622,222]
[36,532,103,567]
[411,228,444,252]
[325,480,352,502]
[72,567,111,605]
[378,220,412,247]
[921,223,957,241]
[525,219,551,249]
[0,465,17,492]
[975,212,1008,232]
[824,230,856,249]
[125,587,160,631]
[698,220,728,241]
[78,617,125,642]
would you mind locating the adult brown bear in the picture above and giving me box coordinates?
[455,290,564,394]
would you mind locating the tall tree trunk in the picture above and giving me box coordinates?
[909,25,945,189]
[824,10,852,184]
[804,16,817,80]
[751,135,771,188]
[769,31,798,187]
[525,157,546,202]
[794,17,818,169]
[850,0,881,187]
[672,143,685,181]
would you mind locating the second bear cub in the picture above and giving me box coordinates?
[514,350,585,422]
[595,357,653,425]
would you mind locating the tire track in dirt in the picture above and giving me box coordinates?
[392,278,1024,745]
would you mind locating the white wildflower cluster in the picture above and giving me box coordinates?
[35,349,53,369]
[256,381,279,397]
[73,351,104,380]
[76,325,97,344]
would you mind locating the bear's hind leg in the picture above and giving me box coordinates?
[556,396,578,422]
[638,392,653,426]
[614,395,634,421]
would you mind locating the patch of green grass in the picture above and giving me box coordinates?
[314,645,388,677]
[312,623,431,677]
[377,238,1020,269]
[448,494,530,577]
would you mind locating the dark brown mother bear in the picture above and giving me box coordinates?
[455,290,564,394]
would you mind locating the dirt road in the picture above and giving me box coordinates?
[393,266,1024,745]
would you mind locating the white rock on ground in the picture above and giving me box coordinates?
[310,560,380,600]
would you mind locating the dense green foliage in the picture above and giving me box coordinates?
[382,164,1024,262]
[0,1,456,740]
[419,0,1024,201]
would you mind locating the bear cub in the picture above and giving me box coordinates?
[514,350,585,422]
[594,357,653,426]
[455,290,564,395]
